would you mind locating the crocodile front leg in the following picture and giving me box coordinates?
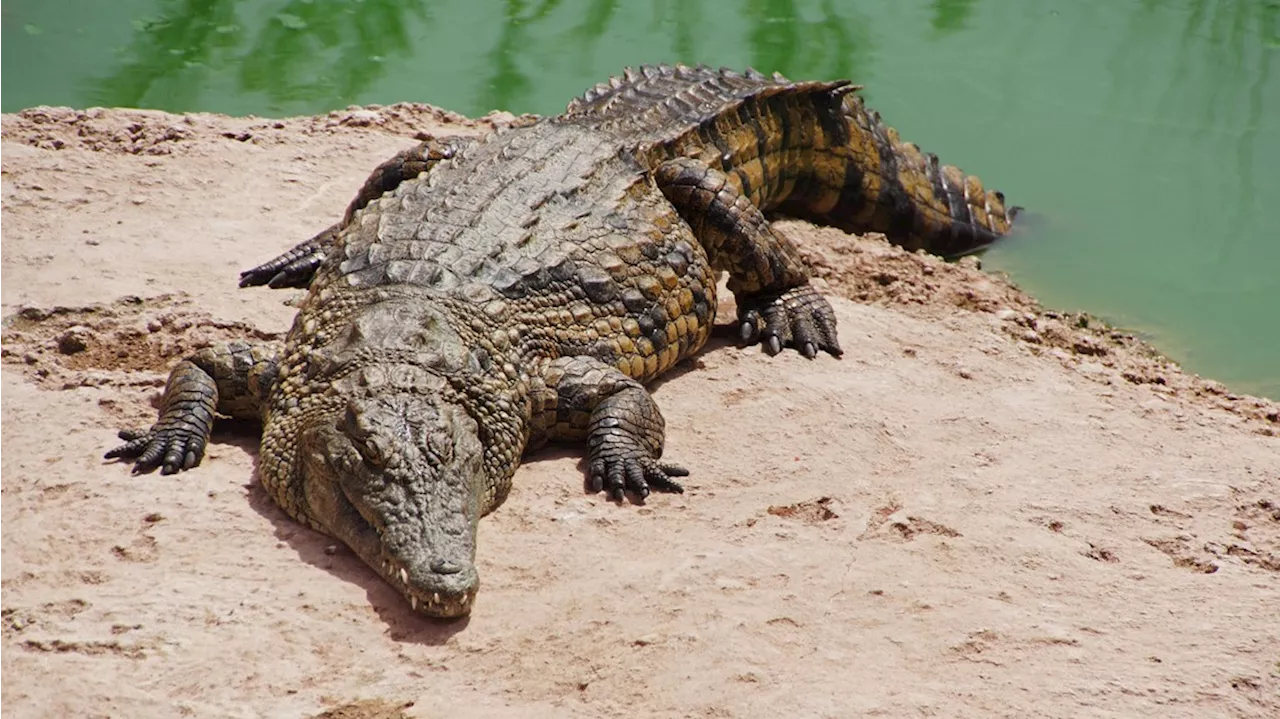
[105,341,278,474]
[239,136,476,289]
[529,356,688,501]
[655,157,842,359]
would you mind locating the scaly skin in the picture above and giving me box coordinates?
[108,65,1017,618]
[238,136,478,289]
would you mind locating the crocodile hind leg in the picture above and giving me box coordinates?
[239,136,476,289]
[106,341,278,474]
[238,223,342,289]
[656,157,841,359]
[527,356,688,501]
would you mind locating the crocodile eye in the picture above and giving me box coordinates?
[359,432,406,471]
[363,435,389,468]
[343,402,395,470]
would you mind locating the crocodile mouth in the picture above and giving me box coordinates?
[377,554,478,619]
[322,392,486,620]
[325,466,480,619]
[335,485,480,618]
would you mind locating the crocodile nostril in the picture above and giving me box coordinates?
[431,559,464,575]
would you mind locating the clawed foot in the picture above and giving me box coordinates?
[104,426,208,475]
[238,224,337,289]
[587,430,688,501]
[238,254,324,289]
[737,284,842,358]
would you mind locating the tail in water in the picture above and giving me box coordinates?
[791,87,1020,257]
[567,65,1018,258]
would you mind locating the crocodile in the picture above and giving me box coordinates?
[107,64,1017,618]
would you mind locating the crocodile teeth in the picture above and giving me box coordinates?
[399,567,408,585]
[432,592,441,606]
[411,595,418,611]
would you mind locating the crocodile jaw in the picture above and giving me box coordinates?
[340,458,481,619]
[306,394,486,619]
[374,553,478,618]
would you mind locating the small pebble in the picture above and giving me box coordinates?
[343,109,380,126]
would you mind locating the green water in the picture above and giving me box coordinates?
[4,0,1278,398]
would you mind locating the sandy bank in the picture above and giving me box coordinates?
[2,105,1278,718]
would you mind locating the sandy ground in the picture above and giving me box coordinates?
[2,104,1279,719]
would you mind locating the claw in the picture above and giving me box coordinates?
[105,424,209,475]
[627,464,648,498]
[104,429,150,460]
[736,284,841,359]
[239,225,336,289]
[588,460,605,493]
[587,448,687,501]
[649,463,687,493]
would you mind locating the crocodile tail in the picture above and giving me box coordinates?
[787,89,1019,257]
[568,64,1017,258]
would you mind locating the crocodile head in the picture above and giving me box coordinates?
[304,392,486,618]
